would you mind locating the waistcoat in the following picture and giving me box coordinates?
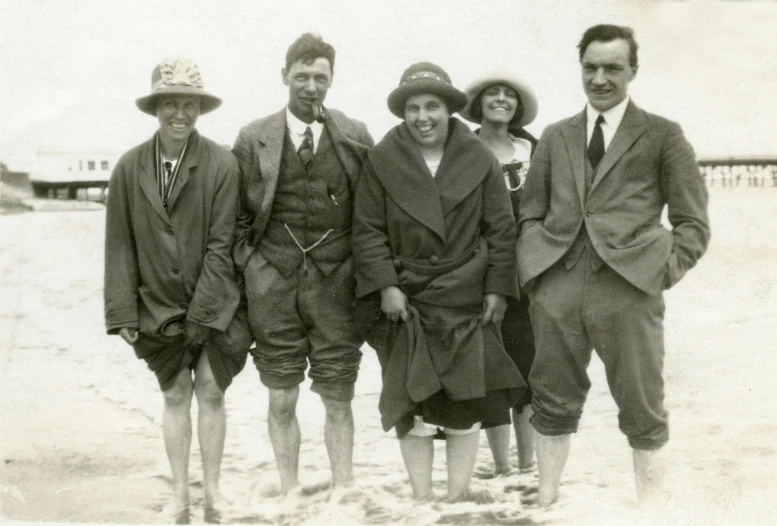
[258,125,353,276]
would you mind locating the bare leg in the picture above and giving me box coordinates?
[446,431,480,500]
[633,448,666,506]
[535,431,570,507]
[194,352,226,507]
[268,386,301,494]
[399,435,434,500]
[162,368,195,514]
[485,425,512,474]
[513,406,536,470]
[320,396,355,488]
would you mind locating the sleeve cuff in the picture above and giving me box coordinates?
[105,306,138,334]
[355,261,399,298]
[187,299,237,332]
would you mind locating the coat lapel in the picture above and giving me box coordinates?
[368,124,446,241]
[560,109,587,210]
[137,139,172,226]
[589,101,646,193]
[434,119,492,217]
[166,131,201,211]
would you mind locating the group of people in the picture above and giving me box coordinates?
[104,24,710,524]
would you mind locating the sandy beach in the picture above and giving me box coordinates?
[1,186,777,525]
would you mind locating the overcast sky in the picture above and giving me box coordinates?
[1,0,776,172]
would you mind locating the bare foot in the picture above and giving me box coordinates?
[444,487,501,504]
[204,490,235,524]
[327,484,365,505]
[158,500,190,524]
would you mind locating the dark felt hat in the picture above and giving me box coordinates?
[387,62,467,118]
[136,57,222,116]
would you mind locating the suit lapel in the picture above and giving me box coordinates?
[325,114,361,189]
[589,101,646,193]
[137,139,172,226]
[257,109,286,219]
[560,109,587,210]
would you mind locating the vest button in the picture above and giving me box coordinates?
[429,255,439,265]
[166,228,174,236]
[172,266,180,275]
[392,258,402,268]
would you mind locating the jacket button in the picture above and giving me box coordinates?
[166,228,174,236]
[172,266,180,275]
[429,255,439,265]
[392,258,402,268]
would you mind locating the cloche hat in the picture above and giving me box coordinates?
[136,57,222,116]
[387,62,467,119]
[460,69,538,127]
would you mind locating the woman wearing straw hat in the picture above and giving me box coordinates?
[352,62,526,501]
[460,70,540,478]
[105,57,252,523]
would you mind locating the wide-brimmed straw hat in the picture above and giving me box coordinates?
[460,69,538,127]
[387,62,467,118]
[136,57,222,116]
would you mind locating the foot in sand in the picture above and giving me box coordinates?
[473,465,519,480]
[203,490,237,524]
[158,500,190,524]
[327,484,366,505]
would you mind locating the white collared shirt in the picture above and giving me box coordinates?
[286,106,324,154]
[586,96,630,151]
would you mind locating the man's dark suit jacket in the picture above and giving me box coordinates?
[517,100,710,296]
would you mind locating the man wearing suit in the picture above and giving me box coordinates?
[232,33,373,500]
[517,24,710,506]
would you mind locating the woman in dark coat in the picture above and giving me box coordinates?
[352,62,525,501]
[460,70,540,476]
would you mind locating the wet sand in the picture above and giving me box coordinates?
[2,187,777,525]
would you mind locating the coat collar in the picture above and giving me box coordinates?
[137,130,202,223]
[368,119,493,241]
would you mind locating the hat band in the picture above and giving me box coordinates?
[402,71,450,85]
[151,79,204,93]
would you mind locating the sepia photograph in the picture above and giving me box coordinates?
[2,0,776,524]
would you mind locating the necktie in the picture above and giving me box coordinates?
[588,114,605,170]
[163,161,173,185]
[298,126,314,169]
[162,161,173,206]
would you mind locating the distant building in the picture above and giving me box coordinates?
[698,156,777,188]
[31,149,121,199]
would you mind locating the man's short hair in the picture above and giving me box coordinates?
[577,24,639,69]
[285,33,336,73]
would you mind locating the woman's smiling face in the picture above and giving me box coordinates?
[404,93,450,150]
